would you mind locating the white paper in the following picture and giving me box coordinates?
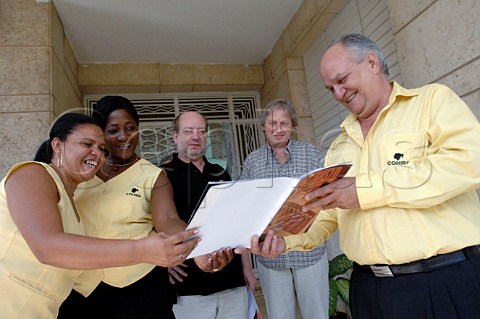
[186,177,298,258]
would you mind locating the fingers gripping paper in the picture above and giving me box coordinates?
[186,163,352,258]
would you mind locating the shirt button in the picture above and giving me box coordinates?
[367,244,373,249]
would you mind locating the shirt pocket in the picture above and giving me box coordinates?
[10,272,56,299]
[380,132,428,169]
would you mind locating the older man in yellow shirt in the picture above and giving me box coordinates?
[249,33,480,319]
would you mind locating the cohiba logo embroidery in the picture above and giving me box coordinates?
[388,153,409,165]
[126,188,141,197]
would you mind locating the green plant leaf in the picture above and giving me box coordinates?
[336,277,350,305]
[329,254,354,277]
[328,278,338,317]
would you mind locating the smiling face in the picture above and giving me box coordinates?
[103,108,139,163]
[173,112,208,162]
[320,43,389,122]
[54,124,106,185]
[263,107,293,149]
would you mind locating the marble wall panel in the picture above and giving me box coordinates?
[0,95,50,113]
[78,63,159,86]
[0,47,50,95]
[81,85,160,95]
[160,64,194,85]
[464,91,480,119]
[394,0,479,87]
[261,59,288,102]
[386,0,434,33]
[288,69,311,115]
[64,37,78,80]
[261,74,291,108]
[0,0,49,46]
[52,52,82,115]
[192,64,263,85]
[262,40,286,85]
[51,3,65,68]
[0,111,50,177]
[282,0,319,54]
[437,58,480,102]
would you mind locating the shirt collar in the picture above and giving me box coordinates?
[340,81,420,131]
[267,139,292,155]
[171,152,212,170]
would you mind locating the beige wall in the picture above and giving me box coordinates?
[260,0,350,143]
[1,0,478,177]
[0,0,51,176]
[78,63,264,95]
[0,0,82,177]
[51,3,83,116]
[386,0,479,116]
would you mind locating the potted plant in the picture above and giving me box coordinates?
[329,253,353,318]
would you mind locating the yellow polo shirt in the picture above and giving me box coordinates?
[285,82,480,265]
[0,162,84,318]
[73,158,161,295]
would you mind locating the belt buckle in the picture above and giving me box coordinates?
[370,265,394,277]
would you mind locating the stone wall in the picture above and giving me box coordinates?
[51,3,83,116]
[387,0,479,114]
[260,0,349,143]
[78,63,264,94]
[0,0,90,177]
[0,0,51,176]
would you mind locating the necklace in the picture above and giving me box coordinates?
[105,161,133,171]
[104,156,139,172]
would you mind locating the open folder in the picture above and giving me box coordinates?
[186,163,352,258]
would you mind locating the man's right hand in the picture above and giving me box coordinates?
[303,176,360,211]
[249,230,286,258]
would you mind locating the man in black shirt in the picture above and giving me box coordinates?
[163,111,256,319]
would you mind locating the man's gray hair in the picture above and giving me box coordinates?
[329,33,389,76]
[259,98,298,127]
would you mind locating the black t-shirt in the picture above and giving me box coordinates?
[162,153,246,296]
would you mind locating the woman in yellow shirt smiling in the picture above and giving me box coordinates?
[0,113,198,319]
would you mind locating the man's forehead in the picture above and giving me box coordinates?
[320,47,351,81]
[322,43,350,63]
[179,121,207,130]
[181,124,207,129]
[178,113,206,128]
[267,108,291,120]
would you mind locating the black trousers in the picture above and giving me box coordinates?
[58,266,175,319]
[350,254,480,319]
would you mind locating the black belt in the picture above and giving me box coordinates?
[356,245,480,277]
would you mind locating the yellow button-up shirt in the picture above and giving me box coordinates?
[285,82,480,265]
